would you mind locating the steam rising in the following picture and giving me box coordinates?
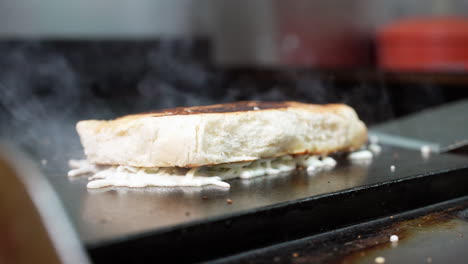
[0,42,83,162]
[0,40,399,165]
[0,40,219,163]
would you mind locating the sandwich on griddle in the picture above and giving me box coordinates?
[69,101,367,188]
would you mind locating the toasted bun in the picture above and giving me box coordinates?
[77,101,367,167]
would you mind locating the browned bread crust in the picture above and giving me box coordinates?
[77,101,368,167]
[120,101,347,119]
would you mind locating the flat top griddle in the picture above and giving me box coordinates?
[41,142,468,255]
[371,99,468,153]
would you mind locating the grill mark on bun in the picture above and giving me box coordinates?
[125,101,290,118]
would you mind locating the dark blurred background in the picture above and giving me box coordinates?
[1,0,468,157]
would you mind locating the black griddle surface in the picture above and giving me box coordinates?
[42,145,468,250]
[371,99,468,152]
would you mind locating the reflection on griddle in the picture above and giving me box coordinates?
[80,162,368,241]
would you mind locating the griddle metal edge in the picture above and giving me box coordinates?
[87,166,468,263]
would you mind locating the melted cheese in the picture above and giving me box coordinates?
[348,150,373,161]
[68,154,337,189]
[87,167,230,188]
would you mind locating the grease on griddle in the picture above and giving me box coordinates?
[334,206,462,263]
[253,206,464,264]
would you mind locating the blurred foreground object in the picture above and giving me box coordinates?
[378,17,468,72]
[0,143,90,264]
